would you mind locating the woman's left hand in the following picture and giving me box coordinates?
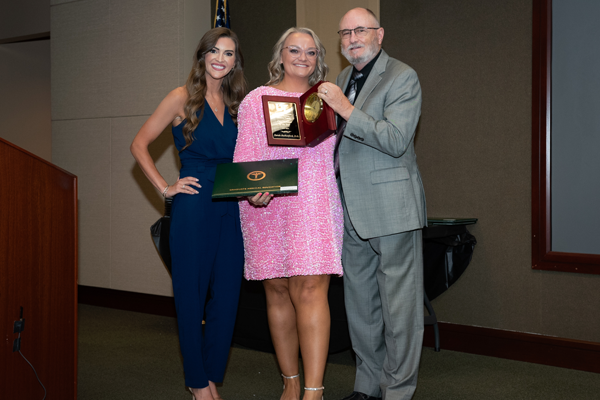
[248,192,273,207]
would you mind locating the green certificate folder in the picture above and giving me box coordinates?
[212,159,299,198]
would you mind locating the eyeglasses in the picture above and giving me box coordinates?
[282,46,319,60]
[337,27,379,39]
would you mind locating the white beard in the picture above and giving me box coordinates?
[341,40,379,65]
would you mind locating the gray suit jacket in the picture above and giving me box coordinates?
[337,50,426,239]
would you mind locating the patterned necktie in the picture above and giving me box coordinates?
[334,70,363,177]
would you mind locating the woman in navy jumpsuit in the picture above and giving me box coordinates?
[131,28,248,400]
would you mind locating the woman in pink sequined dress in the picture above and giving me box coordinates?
[234,28,343,400]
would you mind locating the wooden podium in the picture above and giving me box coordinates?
[0,138,78,399]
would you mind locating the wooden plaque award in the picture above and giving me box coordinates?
[262,81,337,147]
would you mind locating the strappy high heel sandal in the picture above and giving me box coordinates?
[304,385,325,400]
[281,372,300,389]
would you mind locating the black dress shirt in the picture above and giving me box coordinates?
[345,49,382,99]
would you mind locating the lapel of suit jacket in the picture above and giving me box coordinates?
[353,50,389,110]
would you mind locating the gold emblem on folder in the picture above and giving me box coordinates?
[247,171,266,181]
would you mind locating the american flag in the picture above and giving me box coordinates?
[214,0,230,28]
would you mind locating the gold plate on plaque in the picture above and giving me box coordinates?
[268,101,301,140]
[303,93,323,123]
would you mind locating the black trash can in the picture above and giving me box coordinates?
[422,224,477,301]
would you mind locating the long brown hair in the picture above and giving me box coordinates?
[266,27,328,87]
[182,28,247,151]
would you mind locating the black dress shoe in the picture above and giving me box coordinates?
[340,392,382,400]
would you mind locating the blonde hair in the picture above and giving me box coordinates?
[266,27,328,87]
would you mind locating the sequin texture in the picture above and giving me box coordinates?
[234,87,343,280]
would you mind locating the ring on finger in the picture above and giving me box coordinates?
[324,89,328,94]
[263,201,268,205]
[182,184,186,189]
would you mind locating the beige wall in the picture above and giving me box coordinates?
[222,0,297,91]
[0,0,51,161]
[0,41,51,161]
[51,0,212,296]
[297,0,378,81]
[380,0,600,343]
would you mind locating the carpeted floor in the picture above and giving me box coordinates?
[77,304,600,399]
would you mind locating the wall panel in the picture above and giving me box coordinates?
[539,272,600,340]
[223,0,296,90]
[379,0,599,342]
[0,41,51,161]
[109,0,181,117]
[182,0,211,84]
[52,0,211,296]
[110,116,177,296]
[52,118,111,288]
[51,0,111,120]
[297,0,378,82]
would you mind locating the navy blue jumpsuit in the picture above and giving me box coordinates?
[169,106,244,388]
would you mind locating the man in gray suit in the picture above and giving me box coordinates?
[318,7,426,400]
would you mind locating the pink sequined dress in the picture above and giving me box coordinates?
[234,86,343,280]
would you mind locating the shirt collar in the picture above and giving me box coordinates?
[352,49,382,81]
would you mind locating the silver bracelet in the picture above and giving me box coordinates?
[162,185,169,198]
